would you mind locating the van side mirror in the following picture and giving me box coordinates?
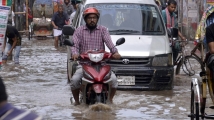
[116,37,125,46]
[64,39,74,46]
[62,25,75,36]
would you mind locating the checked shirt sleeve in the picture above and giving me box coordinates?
[71,29,80,55]
[102,27,118,53]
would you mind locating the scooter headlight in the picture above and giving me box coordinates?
[88,53,104,63]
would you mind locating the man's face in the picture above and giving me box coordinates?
[65,0,69,5]
[167,4,176,13]
[58,7,63,14]
[86,14,98,27]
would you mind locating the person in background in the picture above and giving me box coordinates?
[0,77,43,120]
[155,0,161,11]
[12,10,15,26]
[52,5,70,48]
[8,8,15,26]
[201,13,214,52]
[23,2,33,30]
[28,7,33,22]
[70,0,81,24]
[8,3,15,27]
[63,0,74,17]
[162,0,186,64]
[2,25,22,64]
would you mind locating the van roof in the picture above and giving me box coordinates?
[85,0,156,5]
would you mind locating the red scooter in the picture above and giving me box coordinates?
[64,38,125,104]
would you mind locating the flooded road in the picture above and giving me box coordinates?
[0,38,209,119]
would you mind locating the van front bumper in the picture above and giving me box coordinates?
[112,66,174,90]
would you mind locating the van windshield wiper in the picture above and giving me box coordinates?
[109,29,140,34]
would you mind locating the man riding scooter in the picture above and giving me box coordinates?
[70,7,121,105]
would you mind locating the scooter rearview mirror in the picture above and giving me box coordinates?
[62,25,75,36]
[64,39,74,46]
[116,37,125,46]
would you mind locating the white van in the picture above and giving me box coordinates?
[66,0,174,90]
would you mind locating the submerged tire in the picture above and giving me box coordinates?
[96,94,102,103]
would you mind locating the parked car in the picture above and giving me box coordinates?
[67,0,174,90]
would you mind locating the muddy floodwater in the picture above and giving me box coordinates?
[1,38,212,120]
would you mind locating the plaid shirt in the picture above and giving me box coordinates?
[72,25,118,55]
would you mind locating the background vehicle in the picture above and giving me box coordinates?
[188,54,212,120]
[32,0,53,37]
[68,0,174,90]
[175,40,204,76]
[188,5,214,120]
[167,27,202,76]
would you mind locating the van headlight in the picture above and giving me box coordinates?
[152,54,173,66]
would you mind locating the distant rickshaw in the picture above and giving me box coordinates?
[31,0,54,38]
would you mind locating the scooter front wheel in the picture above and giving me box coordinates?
[96,94,102,103]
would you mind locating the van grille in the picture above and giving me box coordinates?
[156,76,171,83]
[135,75,153,85]
[107,58,150,65]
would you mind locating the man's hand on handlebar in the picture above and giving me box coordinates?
[181,39,188,47]
[54,26,58,29]
[65,20,70,25]
[181,36,186,41]
[72,54,79,61]
[112,52,121,60]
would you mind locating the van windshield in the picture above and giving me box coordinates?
[81,3,165,35]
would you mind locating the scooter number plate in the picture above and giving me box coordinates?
[117,76,135,85]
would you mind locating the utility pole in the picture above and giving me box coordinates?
[26,0,28,33]
[180,0,183,34]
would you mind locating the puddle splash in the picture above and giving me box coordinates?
[82,103,115,120]
[89,103,112,112]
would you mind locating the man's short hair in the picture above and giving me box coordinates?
[167,0,177,6]
[0,77,8,102]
